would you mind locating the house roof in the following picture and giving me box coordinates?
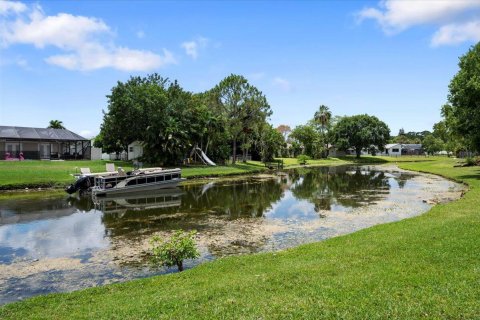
[0,126,88,141]
[385,144,400,149]
[385,143,422,150]
[402,144,422,149]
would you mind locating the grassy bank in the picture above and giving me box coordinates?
[0,156,451,191]
[0,160,133,190]
[0,160,269,190]
[1,157,478,319]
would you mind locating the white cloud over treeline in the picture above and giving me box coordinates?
[357,0,480,46]
[0,1,176,71]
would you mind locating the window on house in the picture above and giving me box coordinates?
[129,147,134,152]
[392,148,399,152]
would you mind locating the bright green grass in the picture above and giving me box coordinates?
[0,160,267,190]
[181,161,266,178]
[1,158,478,319]
[0,160,133,189]
[276,157,346,167]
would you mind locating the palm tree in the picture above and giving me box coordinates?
[313,105,332,158]
[48,120,65,129]
[313,105,332,134]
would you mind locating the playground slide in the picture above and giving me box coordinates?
[196,148,216,166]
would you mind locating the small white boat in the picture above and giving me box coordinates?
[91,167,185,196]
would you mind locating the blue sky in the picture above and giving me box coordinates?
[1,0,479,138]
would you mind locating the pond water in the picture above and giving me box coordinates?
[0,165,463,305]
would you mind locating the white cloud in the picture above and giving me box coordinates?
[272,77,292,92]
[181,41,198,59]
[0,0,27,16]
[357,0,480,46]
[0,2,176,71]
[431,20,480,46]
[79,130,95,138]
[46,45,176,72]
[181,36,208,60]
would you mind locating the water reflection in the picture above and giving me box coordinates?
[0,166,414,263]
[0,165,462,304]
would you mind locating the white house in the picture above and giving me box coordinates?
[382,144,423,156]
[383,143,402,156]
[128,141,143,160]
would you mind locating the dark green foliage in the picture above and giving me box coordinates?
[391,129,432,144]
[258,124,284,162]
[47,120,65,129]
[446,42,480,151]
[98,73,272,165]
[211,74,272,164]
[331,114,390,158]
[290,124,323,158]
[422,134,444,155]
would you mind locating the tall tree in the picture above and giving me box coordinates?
[446,42,480,151]
[290,124,322,158]
[422,134,444,155]
[313,105,332,157]
[276,124,291,140]
[313,105,332,135]
[48,120,65,129]
[258,123,284,162]
[212,74,271,164]
[331,114,390,158]
[100,74,169,157]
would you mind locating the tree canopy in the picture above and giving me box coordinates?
[331,114,390,158]
[211,74,271,164]
[445,42,480,152]
[97,73,275,165]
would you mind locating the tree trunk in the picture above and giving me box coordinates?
[177,260,184,272]
[356,148,361,158]
[232,138,237,164]
[242,136,247,163]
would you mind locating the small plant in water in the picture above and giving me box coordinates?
[150,230,200,272]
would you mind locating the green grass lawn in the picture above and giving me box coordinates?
[276,157,346,167]
[181,161,266,178]
[0,160,133,190]
[1,157,478,319]
[0,160,268,190]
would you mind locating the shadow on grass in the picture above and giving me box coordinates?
[457,168,480,181]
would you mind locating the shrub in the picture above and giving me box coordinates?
[465,157,476,166]
[297,154,311,165]
[151,230,200,272]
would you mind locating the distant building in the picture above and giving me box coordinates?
[128,141,144,160]
[0,126,90,160]
[382,143,423,156]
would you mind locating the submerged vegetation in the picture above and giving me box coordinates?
[0,158,478,318]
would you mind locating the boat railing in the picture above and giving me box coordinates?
[93,168,182,191]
